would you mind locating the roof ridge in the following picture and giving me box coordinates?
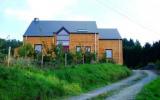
[32,20,96,22]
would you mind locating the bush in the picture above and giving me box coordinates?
[0,53,6,63]
[84,52,96,63]
[12,58,33,67]
[18,43,34,57]
[155,60,160,70]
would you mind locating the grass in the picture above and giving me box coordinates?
[0,63,131,100]
[136,77,160,100]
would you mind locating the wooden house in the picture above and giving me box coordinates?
[23,18,123,64]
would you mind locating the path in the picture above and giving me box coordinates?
[106,70,157,100]
[67,70,157,100]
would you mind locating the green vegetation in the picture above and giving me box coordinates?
[155,60,160,70]
[136,77,160,100]
[123,38,160,68]
[0,63,131,100]
[18,43,34,57]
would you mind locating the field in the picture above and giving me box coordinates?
[0,63,131,100]
[136,77,160,100]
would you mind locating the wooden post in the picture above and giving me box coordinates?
[94,33,97,62]
[65,53,67,67]
[8,46,11,67]
[41,47,44,67]
[83,54,84,64]
[41,53,44,67]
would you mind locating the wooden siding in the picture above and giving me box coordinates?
[23,34,123,64]
[23,36,55,49]
[99,39,123,64]
[69,33,98,53]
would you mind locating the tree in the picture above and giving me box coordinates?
[123,38,160,69]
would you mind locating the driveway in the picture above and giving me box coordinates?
[67,70,157,100]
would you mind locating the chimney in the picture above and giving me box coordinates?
[34,18,39,22]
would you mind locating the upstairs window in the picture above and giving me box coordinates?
[56,28,69,46]
[34,44,42,53]
[85,46,91,52]
[76,46,81,52]
[105,49,112,58]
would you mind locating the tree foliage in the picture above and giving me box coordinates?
[0,38,22,54]
[123,38,160,68]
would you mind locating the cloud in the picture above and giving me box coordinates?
[4,0,78,21]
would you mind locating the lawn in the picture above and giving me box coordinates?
[136,77,160,100]
[0,63,131,100]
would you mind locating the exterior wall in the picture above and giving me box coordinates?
[23,34,123,64]
[99,39,123,64]
[69,33,99,53]
[23,36,55,49]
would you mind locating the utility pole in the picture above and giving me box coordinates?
[8,46,11,67]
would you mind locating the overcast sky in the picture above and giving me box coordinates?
[0,0,160,45]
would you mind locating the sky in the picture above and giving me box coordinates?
[0,0,160,45]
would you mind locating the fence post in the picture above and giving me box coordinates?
[65,53,67,67]
[8,46,11,67]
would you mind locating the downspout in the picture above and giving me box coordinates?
[119,39,121,64]
[95,32,97,61]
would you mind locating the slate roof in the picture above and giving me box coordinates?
[98,28,122,39]
[24,19,122,39]
[24,20,97,36]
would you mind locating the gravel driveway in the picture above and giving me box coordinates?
[67,70,156,100]
[106,70,157,100]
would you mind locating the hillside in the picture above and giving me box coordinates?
[0,63,131,100]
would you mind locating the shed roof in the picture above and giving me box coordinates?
[98,28,122,39]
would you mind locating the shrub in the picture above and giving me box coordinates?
[18,43,34,57]
[155,60,160,70]
[84,52,96,63]
[12,58,33,67]
[0,53,6,63]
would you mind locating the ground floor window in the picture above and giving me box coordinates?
[85,46,91,52]
[34,44,42,53]
[76,46,81,52]
[63,46,69,52]
[105,49,112,58]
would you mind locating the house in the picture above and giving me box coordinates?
[23,18,123,64]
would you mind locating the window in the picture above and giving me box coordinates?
[105,49,112,58]
[34,44,42,53]
[56,28,69,46]
[85,46,91,52]
[57,36,69,40]
[57,41,69,46]
[76,46,81,52]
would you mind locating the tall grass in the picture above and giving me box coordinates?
[0,63,131,99]
[136,77,160,100]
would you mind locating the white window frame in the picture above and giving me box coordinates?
[34,44,42,53]
[105,49,112,58]
[76,46,81,52]
[85,46,91,52]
